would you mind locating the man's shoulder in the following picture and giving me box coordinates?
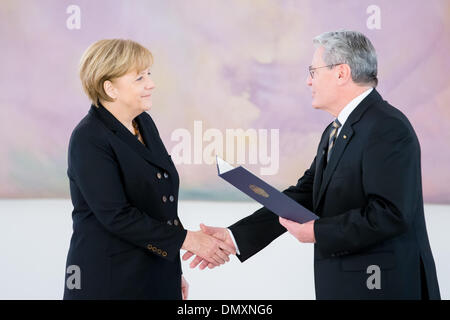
[362,98,418,144]
[365,97,413,129]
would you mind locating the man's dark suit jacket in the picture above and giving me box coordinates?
[229,89,440,299]
[63,103,187,300]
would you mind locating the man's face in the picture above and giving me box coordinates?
[306,46,339,111]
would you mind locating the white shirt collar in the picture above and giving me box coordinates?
[337,88,373,128]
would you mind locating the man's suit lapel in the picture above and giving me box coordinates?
[314,89,383,211]
[91,104,170,171]
[315,126,354,211]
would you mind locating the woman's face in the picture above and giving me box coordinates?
[109,67,155,113]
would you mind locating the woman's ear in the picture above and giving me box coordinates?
[103,80,117,100]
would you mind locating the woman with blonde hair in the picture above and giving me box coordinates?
[63,39,234,300]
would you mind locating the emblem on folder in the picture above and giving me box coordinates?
[249,184,269,198]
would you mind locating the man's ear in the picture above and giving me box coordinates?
[103,80,117,100]
[336,64,352,85]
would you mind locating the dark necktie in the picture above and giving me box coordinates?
[327,119,341,163]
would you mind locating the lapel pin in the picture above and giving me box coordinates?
[343,135,347,139]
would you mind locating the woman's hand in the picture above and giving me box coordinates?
[183,224,237,269]
[181,275,189,300]
[181,230,235,266]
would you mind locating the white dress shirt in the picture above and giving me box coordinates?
[335,88,373,137]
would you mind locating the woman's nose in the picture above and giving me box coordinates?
[146,78,155,90]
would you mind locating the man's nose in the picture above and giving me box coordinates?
[306,74,312,86]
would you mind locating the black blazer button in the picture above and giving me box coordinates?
[174,219,179,226]
[167,220,172,225]
[157,172,162,179]
[162,195,167,203]
[169,195,175,202]
[164,172,169,179]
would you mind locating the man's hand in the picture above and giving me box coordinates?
[182,224,236,269]
[181,229,235,266]
[279,217,316,243]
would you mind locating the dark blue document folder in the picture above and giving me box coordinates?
[216,157,318,223]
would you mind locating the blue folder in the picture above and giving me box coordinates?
[216,156,318,223]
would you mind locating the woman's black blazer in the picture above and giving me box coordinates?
[63,103,187,299]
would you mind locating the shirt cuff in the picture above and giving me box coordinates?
[227,228,241,255]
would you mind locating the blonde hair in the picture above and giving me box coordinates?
[79,39,153,106]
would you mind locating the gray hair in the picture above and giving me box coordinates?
[313,30,378,87]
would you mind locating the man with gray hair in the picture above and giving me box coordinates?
[185,30,440,300]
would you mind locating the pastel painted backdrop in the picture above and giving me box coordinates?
[1,0,449,203]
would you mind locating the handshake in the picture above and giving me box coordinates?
[181,224,236,270]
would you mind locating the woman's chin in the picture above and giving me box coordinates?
[142,103,152,111]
